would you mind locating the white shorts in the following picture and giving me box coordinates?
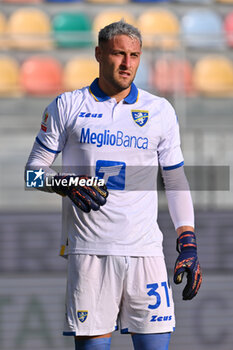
[63,255,175,336]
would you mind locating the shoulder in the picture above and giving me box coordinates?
[137,88,170,108]
[55,86,89,108]
[137,88,175,116]
[45,86,89,125]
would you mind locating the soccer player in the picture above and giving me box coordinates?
[25,20,202,350]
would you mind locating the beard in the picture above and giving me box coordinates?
[108,71,136,92]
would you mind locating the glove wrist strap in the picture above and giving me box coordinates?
[176,231,197,253]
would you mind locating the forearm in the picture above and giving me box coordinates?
[161,166,194,231]
[176,225,194,236]
[25,140,58,193]
[25,141,109,211]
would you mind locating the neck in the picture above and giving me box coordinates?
[98,77,131,103]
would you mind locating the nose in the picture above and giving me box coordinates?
[121,54,131,68]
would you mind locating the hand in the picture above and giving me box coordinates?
[52,175,108,213]
[174,231,202,300]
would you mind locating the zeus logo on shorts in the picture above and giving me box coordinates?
[77,311,88,323]
[78,112,103,118]
[96,160,126,190]
[150,315,172,322]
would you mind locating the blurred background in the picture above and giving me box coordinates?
[0,0,233,349]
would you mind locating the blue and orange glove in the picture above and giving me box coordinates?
[52,175,108,213]
[174,231,202,300]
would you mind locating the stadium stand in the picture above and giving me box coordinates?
[216,0,233,3]
[52,12,92,48]
[152,56,194,95]
[132,0,170,2]
[0,12,7,49]
[3,0,43,3]
[0,55,20,96]
[0,12,6,32]
[1,2,233,350]
[181,9,224,49]
[6,7,52,50]
[92,10,136,40]
[88,0,128,3]
[63,57,99,91]
[137,9,180,49]
[174,0,213,3]
[133,57,151,90]
[193,55,233,97]
[46,0,83,2]
[224,11,233,48]
[20,56,63,96]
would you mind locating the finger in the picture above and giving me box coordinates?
[188,270,202,300]
[77,188,101,211]
[83,186,108,206]
[174,271,184,284]
[70,196,91,213]
[183,269,202,300]
[69,188,98,212]
[94,184,108,199]
[186,262,202,300]
[174,265,185,284]
[182,271,193,300]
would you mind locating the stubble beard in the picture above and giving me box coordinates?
[109,72,135,92]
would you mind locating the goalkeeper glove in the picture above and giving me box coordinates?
[174,231,202,300]
[51,175,108,213]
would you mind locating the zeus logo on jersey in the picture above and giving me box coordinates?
[80,128,148,149]
[131,110,149,127]
[96,160,126,190]
[78,112,103,118]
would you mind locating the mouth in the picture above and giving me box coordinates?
[119,70,131,77]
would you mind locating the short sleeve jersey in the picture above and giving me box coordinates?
[36,79,184,257]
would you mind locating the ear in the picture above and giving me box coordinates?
[95,46,102,63]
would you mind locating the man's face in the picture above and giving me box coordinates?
[95,34,141,92]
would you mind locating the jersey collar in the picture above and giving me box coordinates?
[89,78,138,104]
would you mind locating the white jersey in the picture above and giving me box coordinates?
[36,79,184,257]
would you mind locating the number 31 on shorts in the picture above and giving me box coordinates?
[147,281,171,309]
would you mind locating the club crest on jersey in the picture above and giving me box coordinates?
[131,110,149,127]
[77,311,88,323]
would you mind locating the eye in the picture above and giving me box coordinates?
[113,51,124,56]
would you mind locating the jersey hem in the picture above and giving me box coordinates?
[120,325,175,334]
[66,248,164,257]
[63,326,117,337]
